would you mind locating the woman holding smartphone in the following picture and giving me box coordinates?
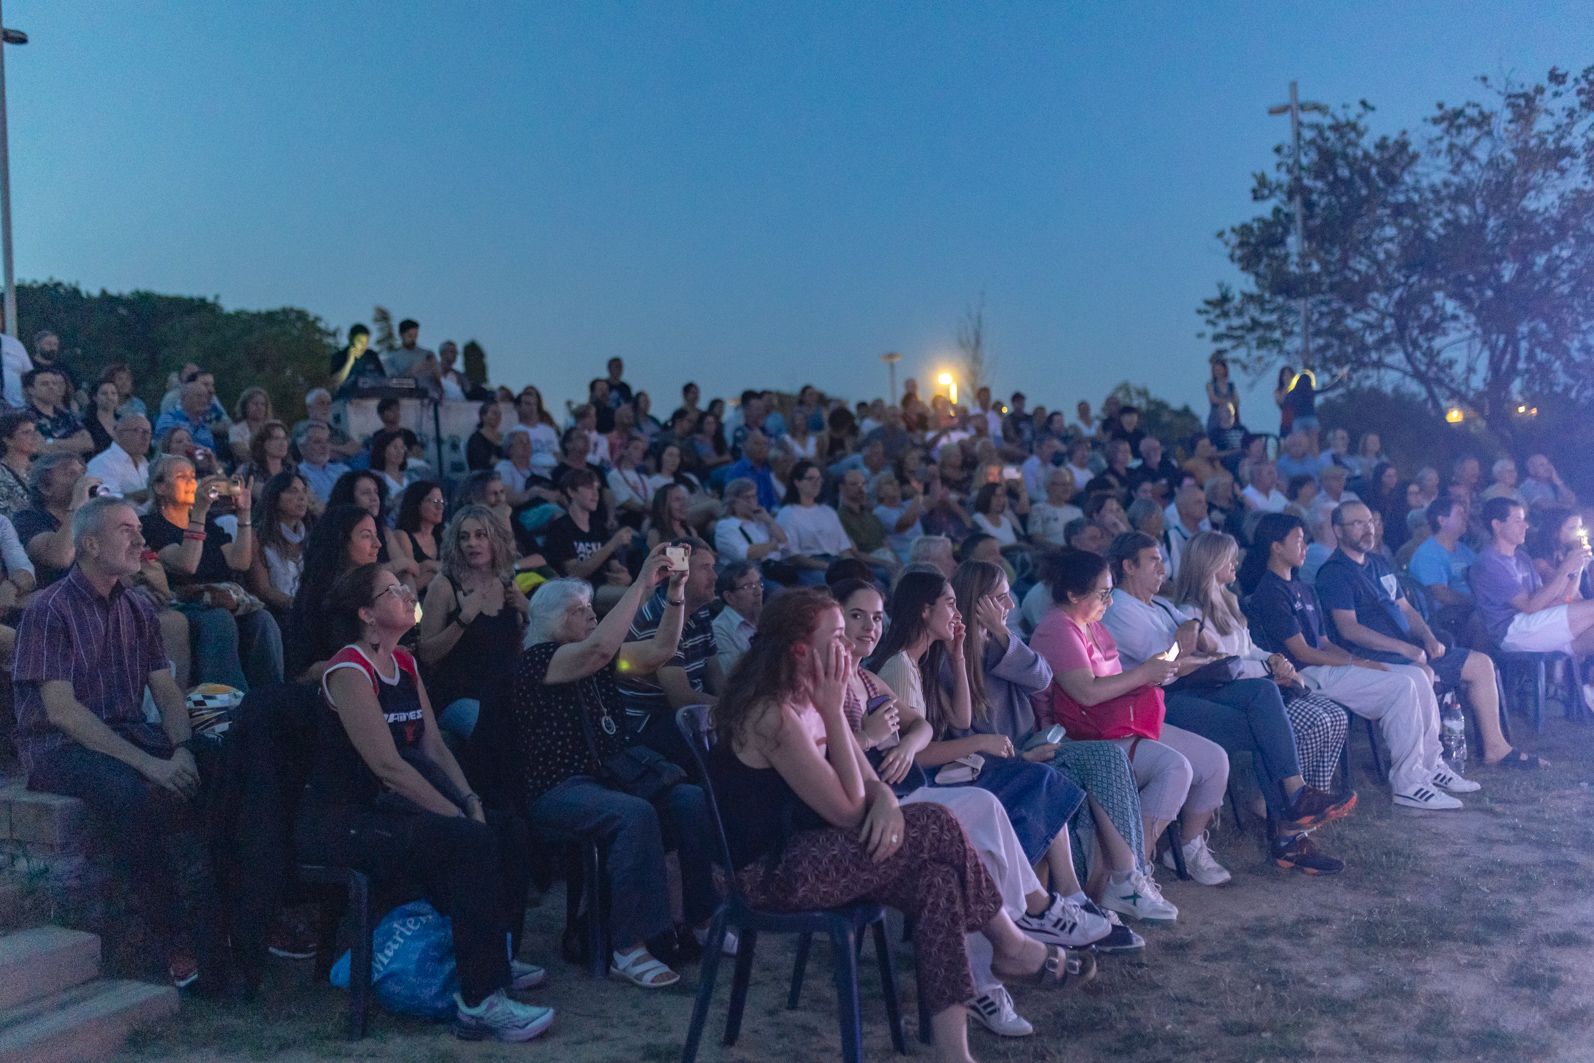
[831,579,1110,1039]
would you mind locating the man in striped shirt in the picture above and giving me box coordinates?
[619,536,721,770]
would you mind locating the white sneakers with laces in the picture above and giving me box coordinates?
[1099,868,1179,922]
[1431,764,1481,793]
[1161,831,1232,887]
[1393,784,1463,810]
[967,985,1033,1037]
[1015,893,1112,947]
[453,990,555,1042]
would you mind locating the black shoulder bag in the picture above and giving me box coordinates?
[574,677,687,804]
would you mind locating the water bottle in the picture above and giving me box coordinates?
[1439,693,1467,774]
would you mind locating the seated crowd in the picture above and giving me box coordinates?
[0,333,1579,1057]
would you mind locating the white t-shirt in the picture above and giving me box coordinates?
[0,334,31,409]
[775,503,854,556]
[86,442,150,497]
[1242,485,1288,513]
[507,422,559,474]
[973,511,1021,547]
[1029,502,1082,547]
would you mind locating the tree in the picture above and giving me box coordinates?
[1201,66,1594,439]
[955,292,992,398]
[17,280,336,420]
[1108,381,1202,448]
[371,306,399,352]
[462,340,489,390]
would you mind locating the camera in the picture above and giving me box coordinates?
[206,478,244,502]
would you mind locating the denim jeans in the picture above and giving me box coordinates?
[1164,678,1302,820]
[185,606,284,691]
[527,776,717,950]
[29,733,225,973]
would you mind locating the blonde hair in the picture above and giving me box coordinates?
[1171,531,1246,637]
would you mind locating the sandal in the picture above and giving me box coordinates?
[996,944,1097,989]
[1484,747,1547,770]
[610,946,680,989]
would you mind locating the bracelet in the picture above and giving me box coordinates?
[183,530,206,542]
[666,598,685,607]
[463,792,481,805]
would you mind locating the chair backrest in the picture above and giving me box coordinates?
[673,704,746,904]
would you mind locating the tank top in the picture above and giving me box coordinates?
[425,575,522,709]
[708,743,825,871]
[307,645,427,806]
[402,529,435,564]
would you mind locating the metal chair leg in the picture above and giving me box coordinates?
[1163,822,1189,880]
[681,911,728,1063]
[722,927,758,1046]
[347,872,371,1041]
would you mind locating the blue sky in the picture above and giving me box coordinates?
[6,2,1586,422]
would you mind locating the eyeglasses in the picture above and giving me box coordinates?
[423,496,445,507]
[732,580,763,593]
[1090,589,1114,603]
[376,583,417,604]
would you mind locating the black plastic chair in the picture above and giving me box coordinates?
[531,828,610,978]
[673,705,909,1063]
[1493,649,1587,734]
[299,864,373,1040]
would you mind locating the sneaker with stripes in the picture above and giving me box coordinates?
[1393,785,1462,809]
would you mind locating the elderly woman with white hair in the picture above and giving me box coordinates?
[510,545,720,989]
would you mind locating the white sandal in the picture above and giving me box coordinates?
[609,946,680,989]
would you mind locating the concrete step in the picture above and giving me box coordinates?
[0,979,178,1063]
[0,926,101,1010]
[0,784,88,855]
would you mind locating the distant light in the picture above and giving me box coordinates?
[1516,403,1528,415]
[937,373,953,386]
[1445,407,1465,424]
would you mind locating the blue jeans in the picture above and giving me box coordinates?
[29,732,224,971]
[1164,678,1303,820]
[527,776,717,949]
[185,606,284,690]
[438,698,480,741]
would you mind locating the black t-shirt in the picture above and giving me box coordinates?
[1245,569,1326,667]
[13,507,65,587]
[541,514,609,583]
[141,511,237,585]
[466,430,501,471]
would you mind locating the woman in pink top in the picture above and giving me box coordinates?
[1030,550,1229,918]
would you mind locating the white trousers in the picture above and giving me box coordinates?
[1300,663,1440,795]
[902,785,1041,993]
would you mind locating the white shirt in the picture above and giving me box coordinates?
[1020,454,1051,503]
[715,517,786,562]
[1242,485,1288,514]
[86,441,150,497]
[1029,502,1082,547]
[0,334,31,408]
[507,422,559,474]
[776,503,854,557]
[973,511,1021,547]
[607,465,651,512]
[712,604,757,675]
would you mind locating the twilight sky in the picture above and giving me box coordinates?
[6,2,1586,420]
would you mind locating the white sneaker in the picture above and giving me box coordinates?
[967,985,1033,1037]
[453,990,555,1042]
[1099,868,1178,922]
[1393,785,1463,810]
[509,958,546,990]
[1432,765,1481,793]
[1161,831,1232,886]
[693,924,739,956]
[1015,893,1112,947]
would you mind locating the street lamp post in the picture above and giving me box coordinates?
[1268,81,1328,370]
[0,3,26,339]
[880,351,901,402]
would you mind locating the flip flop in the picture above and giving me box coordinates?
[1485,748,1547,770]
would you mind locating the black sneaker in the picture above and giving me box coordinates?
[1079,899,1145,953]
[1272,833,1345,876]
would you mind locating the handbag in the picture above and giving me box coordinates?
[574,680,686,803]
[1039,682,1165,742]
[1167,655,1247,691]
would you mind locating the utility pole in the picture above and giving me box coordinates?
[1268,81,1328,370]
[880,351,900,402]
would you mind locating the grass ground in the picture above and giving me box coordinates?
[120,712,1594,1063]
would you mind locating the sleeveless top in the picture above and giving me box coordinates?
[307,645,427,806]
[402,529,435,564]
[708,742,826,872]
[425,574,522,709]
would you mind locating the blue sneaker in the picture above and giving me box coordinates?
[453,990,555,1042]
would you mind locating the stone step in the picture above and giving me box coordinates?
[0,784,88,856]
[0,979,178,1063]
[0,926,101,1010]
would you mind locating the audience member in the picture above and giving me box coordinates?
[0,410,40,517]
[295,421,351,508]
[86,412,152,502]
[284,505,383,680]
[248,471,311,616]
[16,452,93,589]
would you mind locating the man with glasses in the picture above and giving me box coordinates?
[1473,497,1594,711]
[1316,501,1499,791]
[711,559,763,674]
[86,414,153,503]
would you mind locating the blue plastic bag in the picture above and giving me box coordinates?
[330,900,459,1020]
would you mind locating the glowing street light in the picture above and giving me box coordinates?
[937,372,957,406]
[1444,406,1465,424]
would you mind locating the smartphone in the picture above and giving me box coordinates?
[865,694,900,749]
[1044,723,1066,745]
[665,545,689,573]
[1159,642,1181,662]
